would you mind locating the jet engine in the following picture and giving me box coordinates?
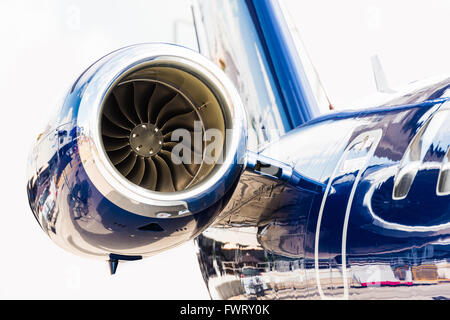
[26,44,247,272]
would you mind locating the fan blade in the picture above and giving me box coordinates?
[160,111,198,134]
[159,150,193,190]
[103,95,134,130]
[163,131,203,156]
[127,156,146,185]
[162,143,204,167]
[153,155,175,192]
[141,158,158,190]
[102,136,130,152]
[155,94,193,128]
[148,84,177,124]
[102,116,131,138]
[161,142,201,178]
[113,83,141,125]
[162,141,178,150]
[116,153,137,177]
[183,157,201,177]
[107,146,132,165]
[133,81,155,123]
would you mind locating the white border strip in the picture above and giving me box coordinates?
[315,129,382,299]
[341,129,382,299]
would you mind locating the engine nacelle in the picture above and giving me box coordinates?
[26,44,247,267]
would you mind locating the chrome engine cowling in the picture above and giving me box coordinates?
[26,44,247,263]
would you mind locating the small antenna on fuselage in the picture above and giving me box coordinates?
[371,54,396,93]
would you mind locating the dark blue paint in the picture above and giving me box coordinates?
[245,0,319,128]
[26,1,450,298]
[197,97,450,298]
[301,100,450,259]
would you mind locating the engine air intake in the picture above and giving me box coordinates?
[101,65,227,192]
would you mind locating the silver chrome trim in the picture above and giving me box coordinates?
[314,129,383,300]
[76,44,247,218]
[393,104,450,200]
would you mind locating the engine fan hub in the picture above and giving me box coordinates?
[129,123,163,157]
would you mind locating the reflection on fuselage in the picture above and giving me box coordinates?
[196,100,450,300]
[197,229,450,300]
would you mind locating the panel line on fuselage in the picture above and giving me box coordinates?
[314,129,382,299]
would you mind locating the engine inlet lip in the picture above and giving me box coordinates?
[76,44,247,217]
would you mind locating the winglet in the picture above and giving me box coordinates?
[371,54,396,93]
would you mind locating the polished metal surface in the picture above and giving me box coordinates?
[25,0,450,300]
[196,98,450,300]
[74,44,247,218]
[193,0,292,151]
[26,43,248,261]
[383,76,450,107]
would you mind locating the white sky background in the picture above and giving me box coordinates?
[0,0,205,300]
[283,0,450,108]
[0,0,449,299]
